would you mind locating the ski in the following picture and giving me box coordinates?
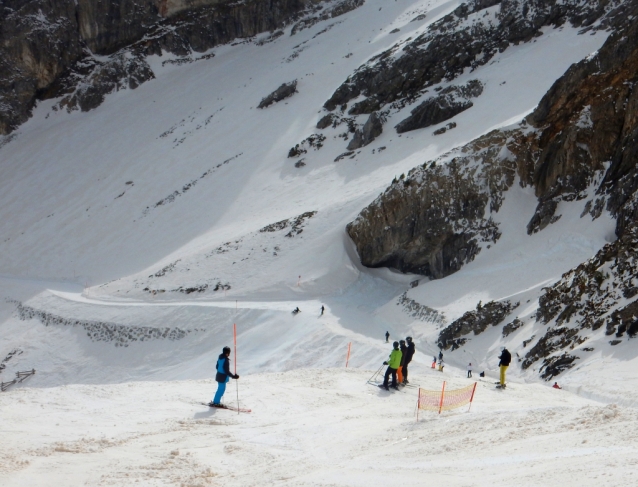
[200,402,252,413]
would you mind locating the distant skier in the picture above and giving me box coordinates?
[379,341,402,391]
[402,337,415,384]
[432,356,437,369]
[292,307,300,315]
[553,382,562,389]
[320,305,325,316]
[438,358,444,372]
[438,350,443,361]
[385,331,390,342]
[498,347,511,388]
[210,346,239,407]
[467,363,473,378]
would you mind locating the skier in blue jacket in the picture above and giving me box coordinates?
[210,346,239,407]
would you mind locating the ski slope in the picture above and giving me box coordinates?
[1,0,637,485]
[3,369,638,487]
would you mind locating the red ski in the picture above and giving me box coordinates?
[200,402,252,413]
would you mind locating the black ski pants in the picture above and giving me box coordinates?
[383,366,398,387]
[403,361,411,381]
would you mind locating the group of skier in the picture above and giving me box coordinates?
[379,337,415,391]
[379,337,514,391]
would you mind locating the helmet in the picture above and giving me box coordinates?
[406,336,412,342]
[393,341,399,349]
[222,346,231,355]
[400,339,405,344]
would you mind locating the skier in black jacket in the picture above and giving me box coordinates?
[498,347,511,388]
[402,337,415,384]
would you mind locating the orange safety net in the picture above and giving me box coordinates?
[417,382,477,414]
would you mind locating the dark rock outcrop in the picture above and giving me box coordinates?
[2,0,366,135]
[395,80,483,134]
[346,130,529,278]
[438,300,519,350]
[324,0,613,115]
[347,111,383,150]
[258,80,298,109]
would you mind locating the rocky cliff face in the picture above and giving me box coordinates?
[0,0,363,135]
[323,0,612,116]
[348,0,638,377]
[346,129,531,278]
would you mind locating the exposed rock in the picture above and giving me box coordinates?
[396,292,446,324]
[395,80,482,134]
[437,300,519,350]
[539,353,579,380]
[3,0,366,134]
[290,0,365,35]
[259,211,317,236]
[324,0,613,115]
[288,133,326,158]
[316,113,336,129]
[16,302,197,347]
[433,122,457,136]
[258,80,298,109]
[58,54,155,112]
[346,112,383,150]
[346,129,527,278]
[502,318,524,337]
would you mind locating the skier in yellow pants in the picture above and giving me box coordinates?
[498,347,511,388]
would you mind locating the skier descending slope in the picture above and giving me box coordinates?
[210,346,239,407]
[379,341,402,391]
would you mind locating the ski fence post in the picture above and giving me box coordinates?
[438,381,446,415]
[345,342,351,368]
[234,323,239,414]
[467,382,478,413]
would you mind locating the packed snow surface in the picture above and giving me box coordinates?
[1,0,636,485]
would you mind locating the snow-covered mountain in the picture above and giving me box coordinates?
[3,0,638,485]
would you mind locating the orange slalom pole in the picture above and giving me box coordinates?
[467,382,478,412]
[345,342,351,367]
[438,381,447,415]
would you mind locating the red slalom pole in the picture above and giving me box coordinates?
[233,323,239,414]
[345,342,351,368]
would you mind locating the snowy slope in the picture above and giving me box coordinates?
[3,369,638,487]
[1,0,637,484]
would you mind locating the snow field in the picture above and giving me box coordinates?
[2,368,638,487]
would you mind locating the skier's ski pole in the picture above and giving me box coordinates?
[367,363,384,383]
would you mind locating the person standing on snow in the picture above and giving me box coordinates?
[397,340,407,384]
[467,363,473,378]
[380,341,402,391]
[210,346,239,407]
[385,331,390,342]
[320,305,325,316]
[438,357,444,372]
[553,382,562,389]
[498,347,511,388]
[402,337,415,384]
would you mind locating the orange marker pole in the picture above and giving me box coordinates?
[233,323,239,414]
[468,382,478,413]
[438,381,447,415]
[345,342,351,368]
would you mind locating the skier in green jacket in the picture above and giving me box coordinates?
[379,341,403,391]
